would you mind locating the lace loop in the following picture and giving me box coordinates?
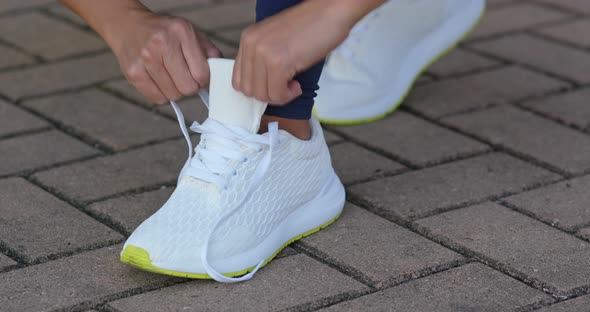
[201,121,278,283]
[184,119,271,189]
[170,92,279,283]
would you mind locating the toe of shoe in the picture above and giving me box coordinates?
[120,241,212,279]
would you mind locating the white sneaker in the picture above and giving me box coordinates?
[314,0,486,125]
[120,58,345,283]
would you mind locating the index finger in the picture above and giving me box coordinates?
[178,25,211,88]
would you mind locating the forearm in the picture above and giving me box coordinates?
[58,0,151,47]
[335,0,387,29]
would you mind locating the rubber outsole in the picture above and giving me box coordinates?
[120,211,342,279]
[314,5,486,126]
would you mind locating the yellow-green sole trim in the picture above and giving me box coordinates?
[120,211,342,279]
[315,7,485,126]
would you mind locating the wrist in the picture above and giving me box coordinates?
[100,7,153,51]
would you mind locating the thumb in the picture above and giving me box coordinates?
[286,80,302,100]
[204,43,223,58]
[196,32,223,58]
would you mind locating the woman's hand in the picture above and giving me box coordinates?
[106,11,221,104]
[60,0,221,104]
[232,0,384,105]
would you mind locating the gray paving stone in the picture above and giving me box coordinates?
[0,178,123,263]
[0,12,104,60]
[300,204,463,287]
[0,0,54,13]
[428,49,500,77]
[0,244,179,312]
[323,130,342,145]
[334,112,489,167]
[536,0,590,14]
[406,66,568,118]
[157,96,209,123]
[537,294,590,312]
[487,0,515,6]
[320,263,549,312]
[417,202,590,296]
[468,3,572,39]
[536,18,590,48]
[329,143,405,185]
[87,187,174,235]
[103,79,209,122]
[211,37,239,58]
[0,130,98,176]
[0,253,17,271]
[0,52,121,100]
[472,34,590,84]
[109,253,367,312]
[444,105,590,175]
[47,6,86,26]
[504,175,590,231]
[215,28,242,44]
[23,89,180,151]
[416,74,434,85]
[0,44,35,69]
[349,153,560,220]
[275,246,299,259]
[179,0,256,30]
[141,0,212,12]
[33,139,186,202]
[0,99,47,137]
[102,79,152,106]
[521,88,590,130]
[578,227,590,241]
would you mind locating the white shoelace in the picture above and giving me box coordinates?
[170,93,279,283]
[332,11,379,58]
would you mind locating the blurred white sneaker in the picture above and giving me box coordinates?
[120,58,345,283]
[314,0,485,124]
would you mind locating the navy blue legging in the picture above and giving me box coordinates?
[256,0,325,120]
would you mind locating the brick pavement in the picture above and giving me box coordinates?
[1,0,590,311]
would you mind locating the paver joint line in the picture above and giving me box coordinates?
[401,108,578,179]
[2,1,590,311]
[344,197,586,301]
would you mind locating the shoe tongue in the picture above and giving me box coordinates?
[207,58,268,133]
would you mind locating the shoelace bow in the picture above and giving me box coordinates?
[170,92,279,283]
